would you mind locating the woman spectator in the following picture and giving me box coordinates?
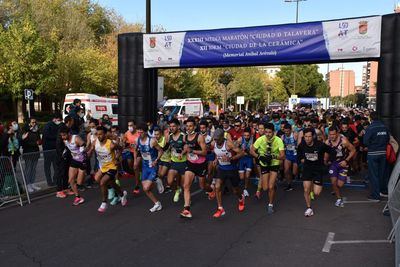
[1,122,21,168]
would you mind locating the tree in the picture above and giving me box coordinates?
[270,76,288,103]
[0,17,56,97]
[277,64,327,97]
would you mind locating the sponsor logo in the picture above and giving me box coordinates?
[338,21,349,39]
[157,57,162,62]
[352,46,358,52]
[150,37,156,48]
[359,21,368,35]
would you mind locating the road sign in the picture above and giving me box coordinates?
[237,96,245,105]
[24,89,33,100]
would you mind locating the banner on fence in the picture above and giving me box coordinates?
[143,16,381,68]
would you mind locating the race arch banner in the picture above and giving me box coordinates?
[143,16,381,68]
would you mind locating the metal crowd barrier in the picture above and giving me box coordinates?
[0,156,23,207]
[19,150,58,203]
[385,157,400,266]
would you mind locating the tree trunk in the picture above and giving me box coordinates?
[17,99,24,123]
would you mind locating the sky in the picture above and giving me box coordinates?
[97,0,400,85]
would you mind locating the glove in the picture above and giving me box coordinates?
[258,154,272,165]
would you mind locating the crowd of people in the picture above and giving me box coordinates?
[0,100,395,218]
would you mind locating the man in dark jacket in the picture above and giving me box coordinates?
[42,114,63,186]
[22,118,42,193]
[363,111,390,201]
[55,116,74,198]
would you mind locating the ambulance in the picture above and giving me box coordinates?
[163,98,204,121]
[63,93,118,125]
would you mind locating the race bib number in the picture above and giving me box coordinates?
[188,153,199,161]
[142,152,151,161]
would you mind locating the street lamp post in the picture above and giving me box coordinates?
[146,0,151,33]
[219,71,233,112]
[284,0,307,95]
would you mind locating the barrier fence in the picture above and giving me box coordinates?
[386,156,400,266]
[0,156,23,207]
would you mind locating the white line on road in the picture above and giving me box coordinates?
[190,189,203,197]
[343,200,381,204]
[322,232,391,253]
[322,232,335,253]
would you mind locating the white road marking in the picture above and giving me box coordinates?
[322,232,391,253]
[322,232,335,253]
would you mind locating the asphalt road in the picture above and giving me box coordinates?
[0,179,394,267]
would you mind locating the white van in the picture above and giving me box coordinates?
[163,98,204,121]
[63,93,118,125]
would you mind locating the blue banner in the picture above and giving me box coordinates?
[143,16,381,68]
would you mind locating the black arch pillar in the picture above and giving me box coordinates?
[118,33,157,132]
[378,14,400,140]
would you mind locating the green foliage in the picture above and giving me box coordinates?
[0,0,120,102]
[0,17,56,98]
[270,76,288,103]
[277,64,328,97]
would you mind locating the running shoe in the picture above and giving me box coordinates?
[180,209,192,218]
[243,189,250,198]
[213,207,226,218]
[133,186,140,195]
[98,202,108,213]
[72,196,85,206]
[27,184,34,193]
[149,201,162,212]
[335,198,344,208]
[164,186,173,194]
[238,196,245,212]
[255,190,261,200]
[56,191,67,198]
[77,184,86,192]
[155,178,165,194]
[310,191,315,201]
[108,188,116,200]
[121,191,128,206]
[110,196,121,206]
[207,190,216,200]
[304,208,314,217]
[65,189,75,196]
[267,204,274,214]
[380,192,388,198]
[284,184,294,192]
[367,196,380,202]
[31,184,41,191]
[173,188,181,203]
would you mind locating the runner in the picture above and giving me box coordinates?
[212,128,245,218]
[281,123,298,192]
[59,125,86,206]
[237,127,254,197]
[254,122,265,199]
[123,120,141,194]
[166,118,187,203]
[134,124,164,212]
[92,126,128,212]
[154,128,169,194]
[297,128,332,217]
[180,117,210,218]
[326,126,356,207]
[199,120,216,199]
[250,123,285,214]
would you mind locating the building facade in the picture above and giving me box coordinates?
[328,68,356,97]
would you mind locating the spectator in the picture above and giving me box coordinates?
[68,98,82,119]
[363,111,390,201]
[42,113,63,187]
[1,122,20,168]
[55,116,74,198]
[21,118,42,193]
[101,114,112,130]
